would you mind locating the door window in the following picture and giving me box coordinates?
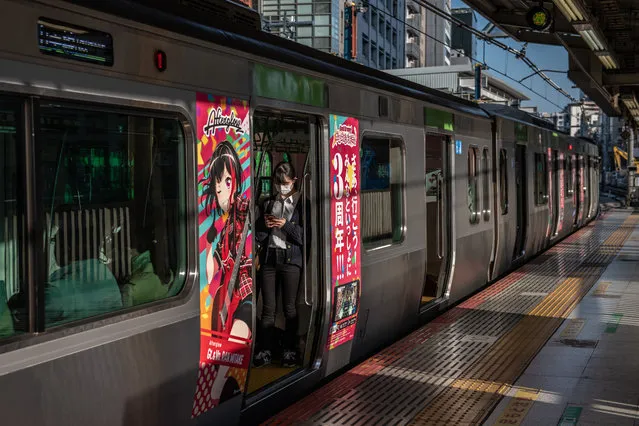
[499,148,508,214]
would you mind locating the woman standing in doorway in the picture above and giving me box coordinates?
[254,161,309,368]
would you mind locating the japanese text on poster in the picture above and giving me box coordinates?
[192,94,253,417]
[328,115,361,350]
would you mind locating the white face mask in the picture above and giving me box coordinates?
[278,183,293,195]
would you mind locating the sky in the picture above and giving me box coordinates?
[452,0,582,113]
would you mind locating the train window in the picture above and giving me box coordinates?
[361,136,404,248]
[565,155,573,198]
[534,153,548,205]
[468,146,479,224]
[34,103,186,328]
[0,99,24,339]
[482,147,490,221]
[499,148,508,215]
[255,151,272,202]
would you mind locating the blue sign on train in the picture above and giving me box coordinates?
[455,140,462,155]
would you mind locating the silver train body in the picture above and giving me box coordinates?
[0,1,599,425]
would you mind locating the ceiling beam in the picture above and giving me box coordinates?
[604,72,639,86]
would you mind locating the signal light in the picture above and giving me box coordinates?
[155,50,167,72]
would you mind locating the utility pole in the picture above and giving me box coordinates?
[343,1,367,61]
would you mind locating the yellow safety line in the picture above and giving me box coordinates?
[410,213,639,425]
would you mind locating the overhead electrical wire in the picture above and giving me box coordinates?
[410,0,578,103]
[363,2,568,109]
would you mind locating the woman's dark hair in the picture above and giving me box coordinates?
[201,140,243,220]
[273,161,297,186]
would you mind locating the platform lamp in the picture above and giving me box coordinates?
[552,0,588,22]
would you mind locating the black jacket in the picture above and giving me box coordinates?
[255,194,311,268]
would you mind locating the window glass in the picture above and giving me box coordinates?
[361,136,404,247]
[315,14,330,25]
[255,151,272,202]
[37,103,186,327]
[297,4,312,14]
[534,152,547,205]
[313,37,330,49]
[468,147,479,224]
[482,147,490,221]
[499,148,508,214]
[565,154,573,198]
[314,26,330,37]
[296,27,312,37]
[313,2,330,12]
[0,99,24,339]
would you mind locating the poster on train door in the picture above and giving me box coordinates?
[192,93,253,417]
[328,115,361,350]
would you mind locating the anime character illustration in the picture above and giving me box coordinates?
[192,95,253,418]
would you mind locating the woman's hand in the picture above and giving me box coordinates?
[267,217,286,228]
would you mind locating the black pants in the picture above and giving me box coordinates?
[259,248,301,353]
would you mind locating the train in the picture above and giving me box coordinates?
[0,0,599,425]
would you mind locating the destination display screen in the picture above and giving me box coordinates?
[38,18,114,66]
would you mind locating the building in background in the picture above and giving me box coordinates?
[357,0,405,69]
[259,0,344,56]
[259,0,405,69]
[404,0,451,68]
[451,7,476,63]
[387,57,528,105]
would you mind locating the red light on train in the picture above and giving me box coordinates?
[155,50,167,72]
[569,144,573,150]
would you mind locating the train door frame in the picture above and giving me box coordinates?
[420,132,452,307]
[244,107,328,407]
[551,149,560,237]
[513,143,527,261]
[573,154,580,227]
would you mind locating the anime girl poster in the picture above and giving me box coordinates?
[192,93,253,417]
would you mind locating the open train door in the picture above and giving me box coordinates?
[513,144,527,261]
[420,133,452,307]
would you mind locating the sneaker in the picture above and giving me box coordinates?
[253,349,272,367]
[281,350,298,368]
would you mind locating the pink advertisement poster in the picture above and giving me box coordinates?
[192,93,253,417]
[328,115,361,350]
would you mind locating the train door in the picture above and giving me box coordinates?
[421,134,450,306]
[513,144,527,260]
[551,149,559,237]
[583,156,590,220]
[576,155,584,224]
[246,110,321,395]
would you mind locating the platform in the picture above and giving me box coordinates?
[263,207,639,425]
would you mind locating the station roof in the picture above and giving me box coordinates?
[462,0,639,123]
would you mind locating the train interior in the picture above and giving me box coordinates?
[247,110,318,394]
[3,100,184,335]
[421,134,447,306]
[0,100,19,339]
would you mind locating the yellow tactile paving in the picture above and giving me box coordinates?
[410,213,639,426]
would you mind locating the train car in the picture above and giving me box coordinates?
[0,1,599,425]
[482,104,600,283]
